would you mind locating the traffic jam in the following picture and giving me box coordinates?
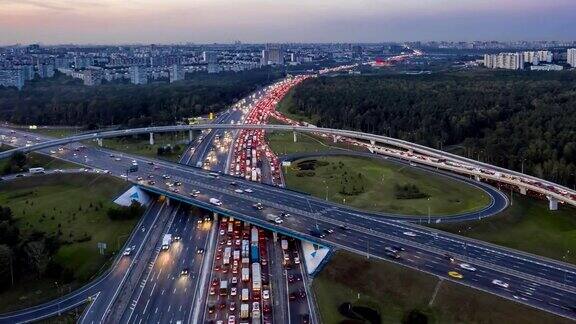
[229,76,309,186]
[205,217,272,324]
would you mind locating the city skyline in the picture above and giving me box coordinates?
[1,0,576,45]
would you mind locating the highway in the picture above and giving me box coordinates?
[1,125,576,320]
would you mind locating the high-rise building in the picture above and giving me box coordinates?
[203,51,218,64]
[483,52,524,70]
[261,44,284,65]
[18,65,35,81]
[568,48,576,67]
[170,64,185,83]
[83,68,103,86]
[37,64,55,78]
[129,66,148,85]
[0,69,25,90]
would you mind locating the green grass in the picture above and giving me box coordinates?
[0,146,79,174]
[26,128,81,138]
[267,131,361,156]
[284,156,491,216]
[436,194,576,264]
[0,173,136,312]
[314,251,573,324]
[97,133,188,162]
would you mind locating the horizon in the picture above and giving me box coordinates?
[1,0,575,45]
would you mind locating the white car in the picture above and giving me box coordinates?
[262,290,270,299]
[274,218,283,224]
[402,231,417,237]
[491,279,509,288]
[234,189,244,194]
[123,246,135,256]
[230,287,237,296]
[459,263,477,271]
[244,188,254,193]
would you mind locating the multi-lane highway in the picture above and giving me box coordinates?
[1,122,576,320]
[1,125,575,320]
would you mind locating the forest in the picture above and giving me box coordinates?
[0,67,283,127]
[280,70,576,188]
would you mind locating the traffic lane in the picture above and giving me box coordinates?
[121,206,182,323]
[137,208,206,324]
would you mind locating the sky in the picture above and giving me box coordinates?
[0,0,575,45]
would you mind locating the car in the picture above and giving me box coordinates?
[212,278,219,286]
[262,290,270,299]
[228,315,236,324]
[234,189,244,194]
[385,251,400,260]
[288,274,295,283]
[114,157,121,161]
[280,212,291,218]
[175,181,182,186]
[492,279,510,288]
[459,263,477,271]
[173,235,181,241]
[123,246,135,256]
[231,276,238,284]
[402,231,417,237]
[448,271,463,279]
[197,248,204,254]
[229,181,238,186]
[230,287,237,296]
[298,290,306,298]
[253,203,264,210]
[302,314,310,324]
[208,305,215,314]
[180,268,189,276]
[209,287,216,295]
[289,292,297,301]
[229,302,236,311]
[219,229,225,236]
[274,218,283,224]
[244,188,254,193]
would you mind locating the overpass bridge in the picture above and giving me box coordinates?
[1,124,574,210]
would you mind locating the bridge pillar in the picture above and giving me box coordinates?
[165,197,170,206]
[189,130,193,143]
[293,131,297,143]
[96,138,103,147]
[149,132,154,146]
[474,175,481,182]
[213,212,218,220]
[519,187,527,195]
[333,135,339,143]
[547,196,558,211]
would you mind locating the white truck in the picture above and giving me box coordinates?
[252,263,261,291]
[209,198,222,206]
[161,234,172,251]
[28,167,45,174]
[240,303,250,319]
[281,239,288,250]
[241,288,249,301]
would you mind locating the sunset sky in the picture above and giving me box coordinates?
[0,0,575,45]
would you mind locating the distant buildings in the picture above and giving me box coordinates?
[82,67,103,86]
[261,44,284,65]
[568,48,576,67]
[203,51,220,74]
[74,57,95,69]
[0,69,25,90]
[130,66,148,85]
[37,64,55,78]
[483,50,554,70]
[170,64,185,83]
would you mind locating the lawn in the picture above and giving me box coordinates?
[284,156,491,216]
[314,251,572,324]
[97,132,188,162]
[266,130,362,156]
[436,194,576,264]
[0,146,79,175]
[0,173,136,312]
